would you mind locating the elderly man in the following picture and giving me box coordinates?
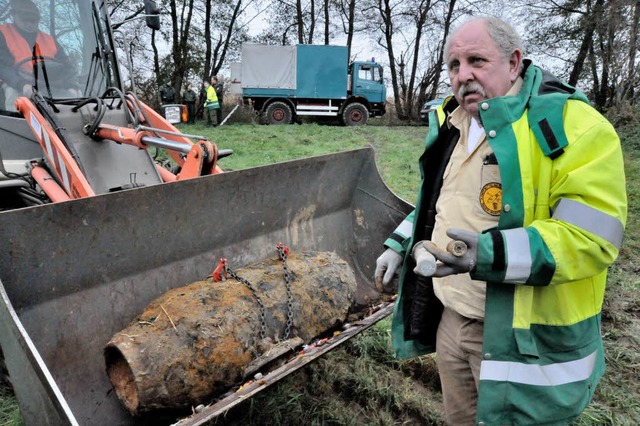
[0,0,74,110]
[375,16,627,425]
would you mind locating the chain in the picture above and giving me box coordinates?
[277,243,294,340]
[224,267,268,340]
[212,244,294,342]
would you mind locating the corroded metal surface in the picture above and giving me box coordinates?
[105,251,356,414]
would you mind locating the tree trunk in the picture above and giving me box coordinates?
[589,42,601,101]
[309,0,316,44]
[342,0,356,60]
[203,0,212,81]
[297,0,305,43]
[406,0,431,119]
[212,0,245,76]
[593,2,614,109]
[623,0,639,102]
[377,0,403,119]
[151,29,160,108]
[427,0,456,101]
[324,0,330,44]
[568,0,603,87]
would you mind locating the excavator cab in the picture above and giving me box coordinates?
[0,0,112,208]
[0,0,216,211]
[0,0,100,111]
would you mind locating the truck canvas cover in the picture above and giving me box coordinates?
[240,44,349,100]
[241,44,297,90]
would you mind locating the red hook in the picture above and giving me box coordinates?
[211,258,228,282]
[276,242,290,259]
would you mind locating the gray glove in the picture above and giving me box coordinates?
[423,228,478,277]
[374,248,403,291]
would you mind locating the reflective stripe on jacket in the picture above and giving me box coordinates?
[386,60,627,425]
[0,24,57,73]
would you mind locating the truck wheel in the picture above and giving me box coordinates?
[342,103,368,126]
[265,102,293,125]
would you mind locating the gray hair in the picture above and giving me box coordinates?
[445,16,524,68]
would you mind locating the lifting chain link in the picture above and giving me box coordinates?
[276,243,294,340]
[224,266,268,340]
[211,243,296,342]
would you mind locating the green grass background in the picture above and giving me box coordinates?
[1,116,638,425]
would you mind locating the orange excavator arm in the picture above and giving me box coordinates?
[15,95,225,202]
[130,100,224,176]
[92,124,221,180]
[15,96,95,199]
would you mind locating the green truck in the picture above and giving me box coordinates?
[237,44,387,126]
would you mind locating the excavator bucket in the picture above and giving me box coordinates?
[0,147,412,425]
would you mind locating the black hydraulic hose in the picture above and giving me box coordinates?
[125,91,151,127]
[31,92,87,176]
[17,188,46,206]
[89,101,106,136]
[101,87,135,125]
[19,184,49,199]
[125,91,165,140]
[0,179,30,189]
[71,96,106,136]
[71,96,101,112]
[31,45,57,109]
[91,2,112,88]
[124,92,143,127]
[0,149,22,180]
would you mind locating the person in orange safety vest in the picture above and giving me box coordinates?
[0,0,75,111]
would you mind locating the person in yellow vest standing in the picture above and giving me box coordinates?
[202,79,220,127]
[375,16,627,426]
[0,0,75,111]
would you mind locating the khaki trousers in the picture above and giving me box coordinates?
[436,307,484,426]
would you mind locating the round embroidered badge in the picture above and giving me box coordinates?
[480,182,502,216]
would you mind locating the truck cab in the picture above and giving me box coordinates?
[349,61,386,116]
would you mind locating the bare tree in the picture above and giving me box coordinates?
[109,0,639,116]
[203,0,212,81]
[403,0,434,118]
[416,0,456,110]
[362,0,457,120]
[622,0,640,101]
[334,0,360,59]
[364,0,402,116]
[323,0,330,44]
[514,0,639,109]
[566,0,604,87]
[168,0,196,93]
[296,0,305,42]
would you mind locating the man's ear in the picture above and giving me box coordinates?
[509,49,523,80]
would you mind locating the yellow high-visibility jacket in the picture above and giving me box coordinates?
[385,60,627,425]
[204,85,219,110]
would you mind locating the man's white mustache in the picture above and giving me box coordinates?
[459,82,486,99]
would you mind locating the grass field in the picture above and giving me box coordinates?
[1,115,638,425]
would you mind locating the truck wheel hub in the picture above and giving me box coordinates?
[273,109,285,121]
